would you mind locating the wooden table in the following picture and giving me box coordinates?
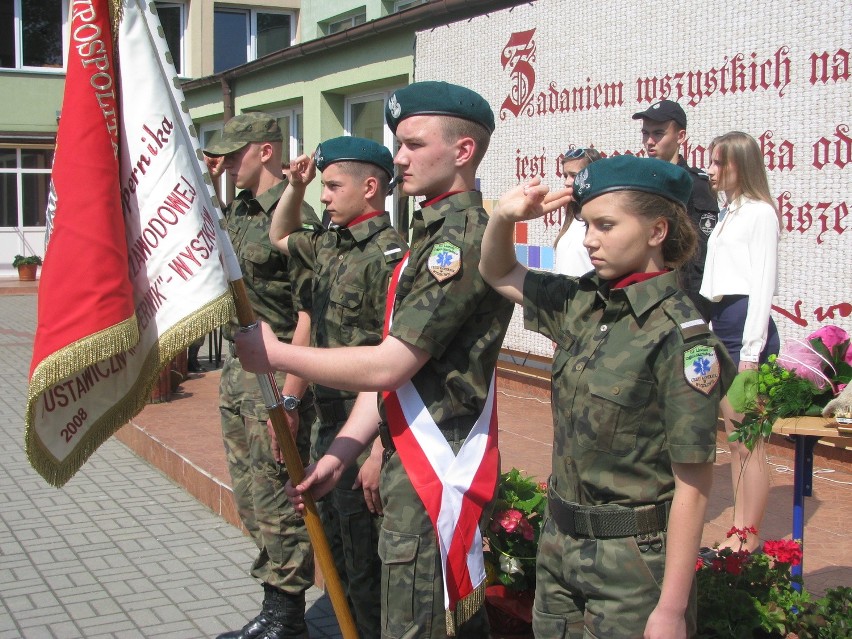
[771,416,851,586]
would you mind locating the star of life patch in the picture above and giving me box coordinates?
[427,241,461,282]
[683,344,720,395]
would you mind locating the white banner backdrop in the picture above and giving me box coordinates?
[415,0,851,358]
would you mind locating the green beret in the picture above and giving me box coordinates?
[573,155,692,207]
[202,112,282,156]
[385,81,495,134]
[313,136,394,178]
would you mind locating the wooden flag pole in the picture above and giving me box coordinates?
[230,280,359,639]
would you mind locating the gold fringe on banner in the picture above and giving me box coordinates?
[25,293,235,487]
[445,581,486,636]
[108,0,124,41]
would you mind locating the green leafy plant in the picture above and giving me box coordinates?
[727,326,852,450]
[696,528,851,638]
[792,586,852,638]
[483,468,546,593]
[12,254,43,267]
[696,527,807,638]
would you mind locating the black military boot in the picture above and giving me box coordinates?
[257,590,308,639]
[216,584,283,639]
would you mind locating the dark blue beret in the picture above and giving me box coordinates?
[385,81,495,134]
[573,155,692,207]
[313,136,394,178]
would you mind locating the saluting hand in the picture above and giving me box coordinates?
[288,154,317,188]
[493,177,573,223]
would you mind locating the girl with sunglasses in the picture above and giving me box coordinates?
[480,155,736,638]
[553,147,602,276]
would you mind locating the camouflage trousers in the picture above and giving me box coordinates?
[532,515,696,638]
[313,410,382,639]
[219,352,314,593]
[378,446,490,639]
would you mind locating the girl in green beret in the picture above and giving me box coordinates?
[480,156,736,639]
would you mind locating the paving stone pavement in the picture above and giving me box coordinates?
[0,294,340,639]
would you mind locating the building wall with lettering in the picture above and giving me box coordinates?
[415,0,851,357]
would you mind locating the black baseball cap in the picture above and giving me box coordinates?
[632,100,687,128]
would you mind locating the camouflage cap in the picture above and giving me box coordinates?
[314,136,394,178]
[573,155,692,207]
[385,81,495,134]
[202,112,283,156]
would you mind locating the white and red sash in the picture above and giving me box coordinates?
[382,254,499,634]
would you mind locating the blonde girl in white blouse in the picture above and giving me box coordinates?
[700,131,780,554]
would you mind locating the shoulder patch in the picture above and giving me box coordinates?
[427,241,461,282]
[683,344,720,395]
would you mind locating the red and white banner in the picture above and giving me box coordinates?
[382,255,499,634]
[25,0,237,487]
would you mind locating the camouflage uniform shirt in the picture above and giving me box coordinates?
[523,270,736,507]
[288,212,407,402]
[387,191,514,429]
[224,180,320,345]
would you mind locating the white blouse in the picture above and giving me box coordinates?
[554,220,593,277]
[700,195,779,363]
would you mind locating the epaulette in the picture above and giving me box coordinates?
[381,243,406,265]
[662,297,711,340]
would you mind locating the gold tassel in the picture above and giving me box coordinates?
[25,293,235,487]
[445,582,486,636]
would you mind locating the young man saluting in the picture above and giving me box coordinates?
[235,82,513,638]
[268,137,407,639]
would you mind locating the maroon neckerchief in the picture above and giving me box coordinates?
[611,270,668,289]
[420,190,464,208]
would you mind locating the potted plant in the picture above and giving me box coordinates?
[483,468,546,638]
[12,254,43,281]
[727,325,852,450]
[696,527,851,638]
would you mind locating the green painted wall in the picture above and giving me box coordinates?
[300,1,391,41]
[0,73,65,134]
[185,28,414,206]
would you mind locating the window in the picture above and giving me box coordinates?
[272,108,304,166]
[326,11,367,35]
[0,0,65,70]
[154,2,185,75]
[0,147,53,228]
[394,0,428,12]
[213,7,294,73]
[345,91,405,228]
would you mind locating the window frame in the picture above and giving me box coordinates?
[213,5,295,72]
[325,11,367,35]
[0,145,54,229]
[344,90,405,228]
[1,0,68,73]
[153,1,187,77]
[394,0,428,12]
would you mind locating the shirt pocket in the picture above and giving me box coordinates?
[240,240,275,279]
[328,284,365,343]
[581,368,653,456]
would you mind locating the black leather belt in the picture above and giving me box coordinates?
[548,487,670,539]
[314,398,356,423]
